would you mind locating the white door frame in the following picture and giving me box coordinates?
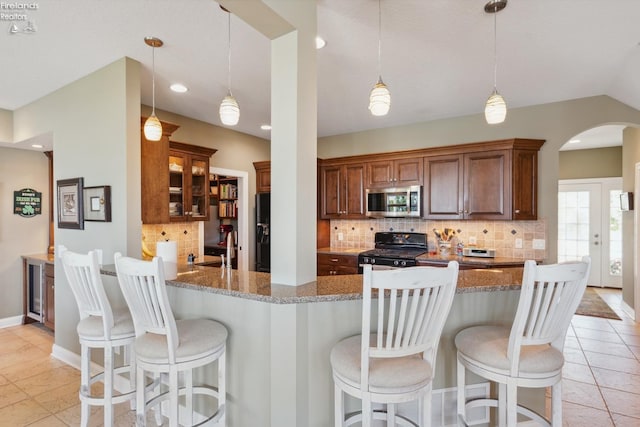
[559,177,623,288]
[207,166,249,271]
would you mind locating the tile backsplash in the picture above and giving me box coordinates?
[329,218,547,260]
[142,222,200,261]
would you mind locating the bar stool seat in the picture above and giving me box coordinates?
[115,253,227,427]
[59,246,136,427]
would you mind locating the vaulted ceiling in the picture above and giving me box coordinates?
[2,0,639,148]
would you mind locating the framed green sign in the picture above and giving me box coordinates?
[14,188,42,218]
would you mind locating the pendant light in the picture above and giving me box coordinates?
[143,36,163,141]
[219,8,240,126]
[484,0,507,125]
[368,0,390,116]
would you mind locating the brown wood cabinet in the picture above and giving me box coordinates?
[253,161,271,193]
[317,253,359,275]
[141,118,217,224]
[423,139,544,220]
[366,157,423,188]
[319,161,366,219]
[43,263,54,330]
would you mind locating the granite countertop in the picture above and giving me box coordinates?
[416,253,535,267]
[101,262,524,304]
[21,253,55,264]
[316,247,370,255]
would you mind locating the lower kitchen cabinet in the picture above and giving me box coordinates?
[43,263,55,330]
[317,253,359,276]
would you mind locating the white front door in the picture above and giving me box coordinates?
[558,178,623,288]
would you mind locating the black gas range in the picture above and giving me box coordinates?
[358,232,428,272]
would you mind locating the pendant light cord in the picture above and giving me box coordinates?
[377,0,382,80]
[227,12,232,95]
[151,44,156,115]
[493,5,498,90]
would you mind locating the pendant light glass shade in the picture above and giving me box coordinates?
[485,89,507,124]
[143,36,163,141]
[144,114,163,141]
[220,92,240,126]
[220,10,239,126]
[369,78,391,116]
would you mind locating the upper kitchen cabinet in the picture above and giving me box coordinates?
[366,157,423,188]
[141,118,217,224]
[319,160,366,219]
[253,161,271,193]
[423,139,544,220]
[168,141,217,222]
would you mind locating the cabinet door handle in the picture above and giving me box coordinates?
[515,209,521,213]
[331,258,339,262]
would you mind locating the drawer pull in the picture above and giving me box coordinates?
[331,258,339,262]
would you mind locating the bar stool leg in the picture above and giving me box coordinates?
[169,368,179,427]
[104,344,114,426]
[185,369,193,426]
[80,344,90,427]
[136,366,146,427]
[334,383,343,426]
[219,351,226,426]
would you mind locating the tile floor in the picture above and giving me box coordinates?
[0,288,639,426]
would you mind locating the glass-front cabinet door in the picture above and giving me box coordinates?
[169,154,186,219]
[190,158,207,220]
[168,152,210,222]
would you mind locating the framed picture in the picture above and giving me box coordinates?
[83,185,112,222]
[57,177,84,229]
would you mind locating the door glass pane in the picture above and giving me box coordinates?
[609,190,623,276]
[558,191,590,262]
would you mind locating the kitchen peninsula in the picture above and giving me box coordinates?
[100,263,540,426]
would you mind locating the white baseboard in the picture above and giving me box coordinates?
[621,299,636,321]
[0,315,24,328]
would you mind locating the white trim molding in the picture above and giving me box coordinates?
[0,315,24,328]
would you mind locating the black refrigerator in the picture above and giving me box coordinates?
[255,193,270,272]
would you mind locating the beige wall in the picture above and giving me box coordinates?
[0,147,49,320]
[622,128,640,306]
[559,147,622,179]
[0,108,12,142]
[12,57,141,352]
[319,95,640,309]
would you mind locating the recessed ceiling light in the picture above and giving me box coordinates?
[170,83,188,93]
[31,144,43,148]
[315,36,326,49]
[569,139,581,144]
[261,124,272,130]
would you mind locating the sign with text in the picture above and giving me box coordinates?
[14,188,42,217]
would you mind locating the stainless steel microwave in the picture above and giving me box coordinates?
[365,186,422,218]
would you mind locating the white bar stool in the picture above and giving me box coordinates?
[59,246,136,427]
[114,253,227,427]
[331,262,459,427]
[456,257,591,427]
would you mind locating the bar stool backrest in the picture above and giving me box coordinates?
[508,257,591,376]
[114,254,179,363]
[360,262,459,391]
[59,245,114,339]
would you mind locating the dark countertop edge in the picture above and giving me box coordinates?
[101,264,523,305]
